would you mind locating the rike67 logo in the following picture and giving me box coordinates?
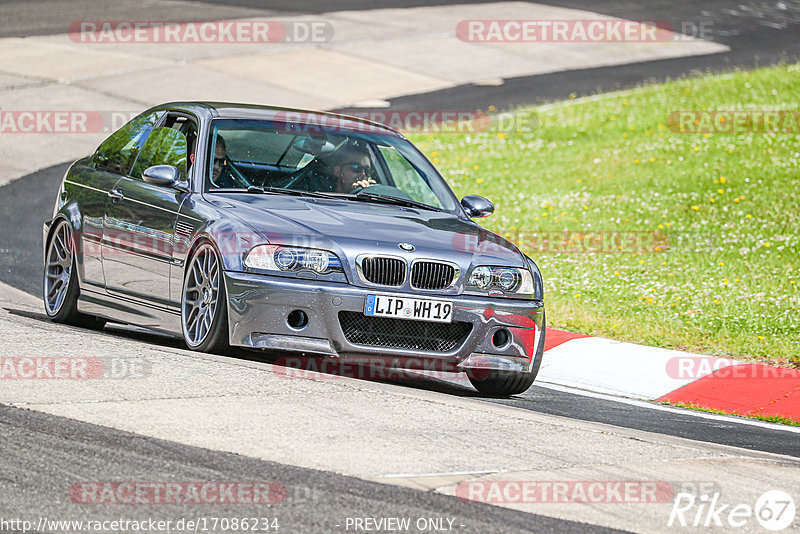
[668,490,796,531]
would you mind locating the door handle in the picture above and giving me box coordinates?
[107,188,124,201]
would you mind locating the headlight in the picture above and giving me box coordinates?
[244,245,343,275]
[466,266,534,296]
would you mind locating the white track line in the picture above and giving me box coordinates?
[535,380,800,434]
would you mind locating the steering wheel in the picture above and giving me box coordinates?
[211,158,252,189]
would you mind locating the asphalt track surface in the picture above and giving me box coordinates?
[0,404,619,534]
[2,1,800,531]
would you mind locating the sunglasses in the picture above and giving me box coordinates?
[213,157,226,166]
[345,162,372,175]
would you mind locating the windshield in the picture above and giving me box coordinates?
[205,118,460,213]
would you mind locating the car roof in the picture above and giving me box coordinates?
[151,101,402,137]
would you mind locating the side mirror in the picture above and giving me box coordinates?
[143,165,188,192]
[461,195,494,218]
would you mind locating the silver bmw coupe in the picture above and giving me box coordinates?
[43,102,545,396]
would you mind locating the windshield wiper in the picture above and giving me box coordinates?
[246,186,339,199]
[346,191,443,212]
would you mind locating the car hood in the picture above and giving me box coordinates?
[205,194,525,267]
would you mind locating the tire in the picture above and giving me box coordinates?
[468,312,546,397]
[181,241,229,353]
[43,220,106,329]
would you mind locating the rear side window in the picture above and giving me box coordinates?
[93,112,160,175]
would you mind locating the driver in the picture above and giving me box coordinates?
[210,135,249,188]
[324,145,377,193]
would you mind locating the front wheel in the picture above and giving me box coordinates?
[181,242,229,353]
[468,313,546,396]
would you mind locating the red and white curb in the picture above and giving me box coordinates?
[541,328,800,422]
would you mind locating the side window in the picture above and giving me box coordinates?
[130,127,188,181]
[93,112,160,175]
[162,114,198,168]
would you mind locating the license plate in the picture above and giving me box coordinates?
[364,294,453,323]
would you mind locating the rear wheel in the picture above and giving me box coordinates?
[43,220,106,328]
[468,312,546,396]
[181,242,229,353]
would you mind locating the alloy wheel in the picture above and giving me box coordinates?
[182,244,220,347]
[44,221,74,315]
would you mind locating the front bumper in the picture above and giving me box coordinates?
[224,271,545,373]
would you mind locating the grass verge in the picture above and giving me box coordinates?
[410,64,800,367]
